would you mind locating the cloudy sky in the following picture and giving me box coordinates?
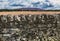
[0,0,60,10]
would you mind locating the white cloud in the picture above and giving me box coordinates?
[49,0,60,7]
[0,0,60,10]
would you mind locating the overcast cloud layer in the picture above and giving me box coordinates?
[0,0,60,10]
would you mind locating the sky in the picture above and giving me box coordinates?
[0,0,60,10]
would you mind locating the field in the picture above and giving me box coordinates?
[0,11,60,15]
[0,11,60,41]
